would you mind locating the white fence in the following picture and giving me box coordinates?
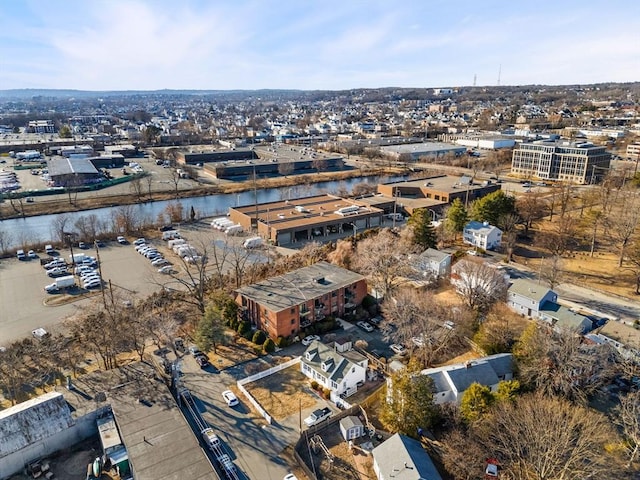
[236,356,301,425]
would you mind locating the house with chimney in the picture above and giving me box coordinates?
[420,353,514,404]
[463,220,502,250]
[301,340,368,397]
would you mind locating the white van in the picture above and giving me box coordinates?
[16,249,26,260]
[243,236,263,249]
[224,225,243,236]
[162,230,180,241]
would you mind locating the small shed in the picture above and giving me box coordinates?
[340,416,364,441]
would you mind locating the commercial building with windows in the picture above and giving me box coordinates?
[228,194,384,245]
[236,262,367,340]
[511,141,611,184]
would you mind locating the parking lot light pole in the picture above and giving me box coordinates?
[349,223,358,244]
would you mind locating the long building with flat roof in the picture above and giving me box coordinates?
[228,194,384,245]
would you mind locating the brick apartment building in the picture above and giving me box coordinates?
[235,262,367,340]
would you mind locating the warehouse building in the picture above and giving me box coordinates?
[47,157,104,187]
[511,140,611,184]
[380,142,466,161]
[377,175,501,213]
[228,194,384,246]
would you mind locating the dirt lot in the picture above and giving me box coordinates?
[244,365,317,421]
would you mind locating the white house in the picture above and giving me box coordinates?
[301,340,368,397]
[463,220,502,250]
[421,353,514,405]
[507,278,558,319]
[415,248,452,279]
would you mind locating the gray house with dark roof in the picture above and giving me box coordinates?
[415,248,452,279]
[372,433,442,480]
[507,278,557,319]
[421,353,514,404]
[301,340,367,396]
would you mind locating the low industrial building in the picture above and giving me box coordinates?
[228,194,385,245]
[511,140,611,184]
[236,261,367,340]
[377,175,501,214]
[380,141,466,161]
[47,157,104,187]
[89,154,126,168]
[178,144,344,179]
[104,144,138,157]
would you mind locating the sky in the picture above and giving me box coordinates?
[1,0,638,91]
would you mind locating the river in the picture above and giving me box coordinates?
[2,174,408,249]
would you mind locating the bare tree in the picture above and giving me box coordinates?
[539,254,564,289]
[499,212,520,262]
[515,326,617,404]
[169,168,181,199]
[614,391,640,468]
[111,205,138,235]
[470,394,623,480]
[382,288,472,366]
[129,176,144,202]
[144,172,154,199]
[51,213,71,243]
[451,258,509,311]
[516,191,546,234]
[607,193,640,267]
[277,161,294,177]
[353,228,413,298]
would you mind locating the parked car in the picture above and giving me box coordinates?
[390,344,407,356]
[369,316,382,326]
[195,354,209,368]
[304,407,332,427]
[116,236,127,244]
[16,249,26,260]
[357,321,374,333]
[44,259,66,269]
[78,241,87,249]
[151,258,169,267]
[32,328,49,340]
[47,267,68,277]
[284,475,299,480]
[158,266,176,274]
[27,250,37,259]
[189,345,202,357]
[133,238,146,246]
[83,279,102,289]
[222,390,239,407]
[301,334,320,346]
[411,335,426,348]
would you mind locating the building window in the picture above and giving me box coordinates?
[290,307,295,314]
[332,291,337,297]
[291,318,295,324]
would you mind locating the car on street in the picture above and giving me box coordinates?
[390,344,407,356]
[117,236,127,244]
[301,334,320,346]
[369,316,382,327]
[222,390,239,407]
[357,321,374,333]
[304,407,332,427]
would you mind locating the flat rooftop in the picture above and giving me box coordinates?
[381,174,487,194]
[237,261,365,312]
[232,194,383,231]
[380,142,465,155]
[56,362,213,480]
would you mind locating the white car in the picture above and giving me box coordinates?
[411,335,426,348]
[116,236,127,244]
[357,321,375,333]
[222,390,239,407]
[283,475,299,480]
[390,344,407,356]
[83,279,102,289]
[301,335,320,346]
[151,258,169,267]
[133,238,146,246]
[158,266,175,274]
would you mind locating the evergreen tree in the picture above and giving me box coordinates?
[445,198,468,239]
[470,190,516,228]
[380,359,437,436]
[194,303,227,354]
[460,382,494,422]
[408,208,437,250]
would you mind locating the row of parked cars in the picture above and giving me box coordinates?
[42,255,102,292]
[132,238,175,274]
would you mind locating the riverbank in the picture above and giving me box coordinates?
[0,165,402,220]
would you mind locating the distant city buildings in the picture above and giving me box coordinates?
[511,140,611,184]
